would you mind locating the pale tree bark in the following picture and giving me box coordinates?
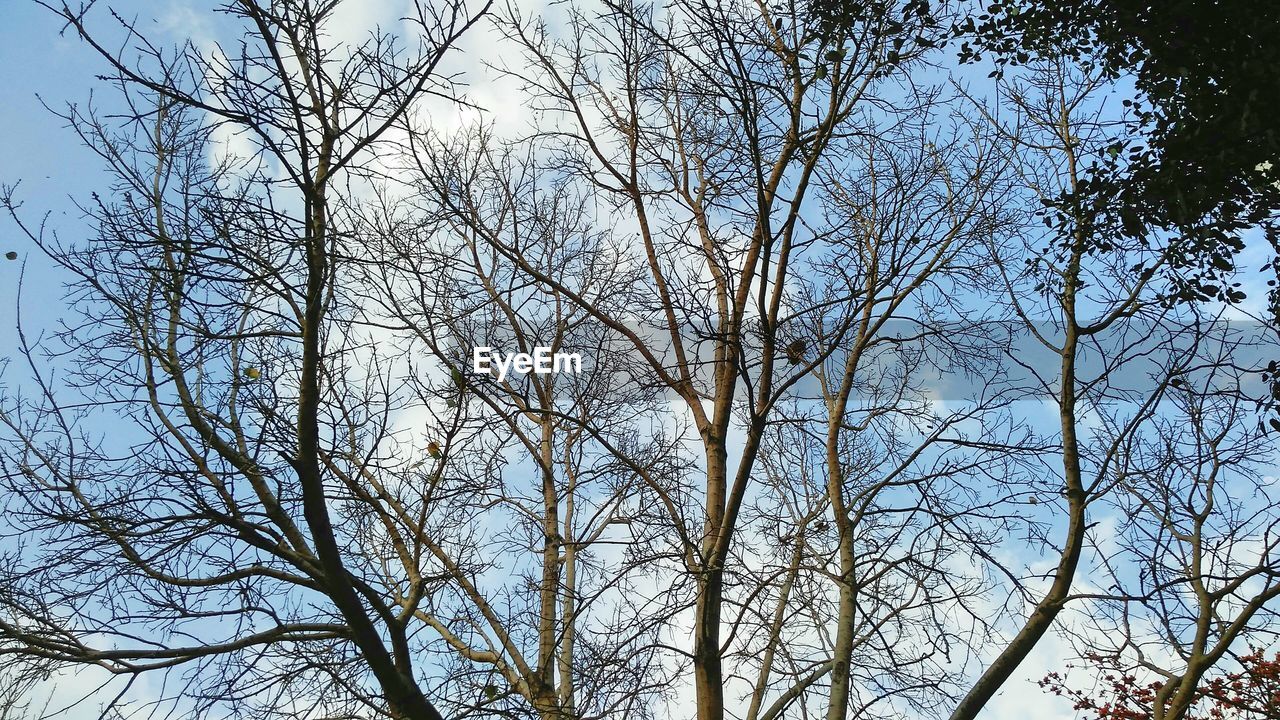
[355,163,670,718]
[435,2,962,717]
[952,60,1176,720]
[414,2,1032,718]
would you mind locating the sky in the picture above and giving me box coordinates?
[0,1,112,348]
[2,2,1261,719]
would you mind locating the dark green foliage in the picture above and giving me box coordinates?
[949,0,1280,424]
[955,0,1280,306]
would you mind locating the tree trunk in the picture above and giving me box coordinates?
[694,439,729,720]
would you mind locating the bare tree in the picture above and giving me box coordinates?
[0,1,487,717]
[734,95,1031,720]
[409,2,1028,719]
[949,57,1280,720]
[3,2,1276,720]
[348,137,680,718]
[1102,352,1280,720]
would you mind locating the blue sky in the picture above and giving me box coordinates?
[4,3,1276,719]
[1,1,122,352]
